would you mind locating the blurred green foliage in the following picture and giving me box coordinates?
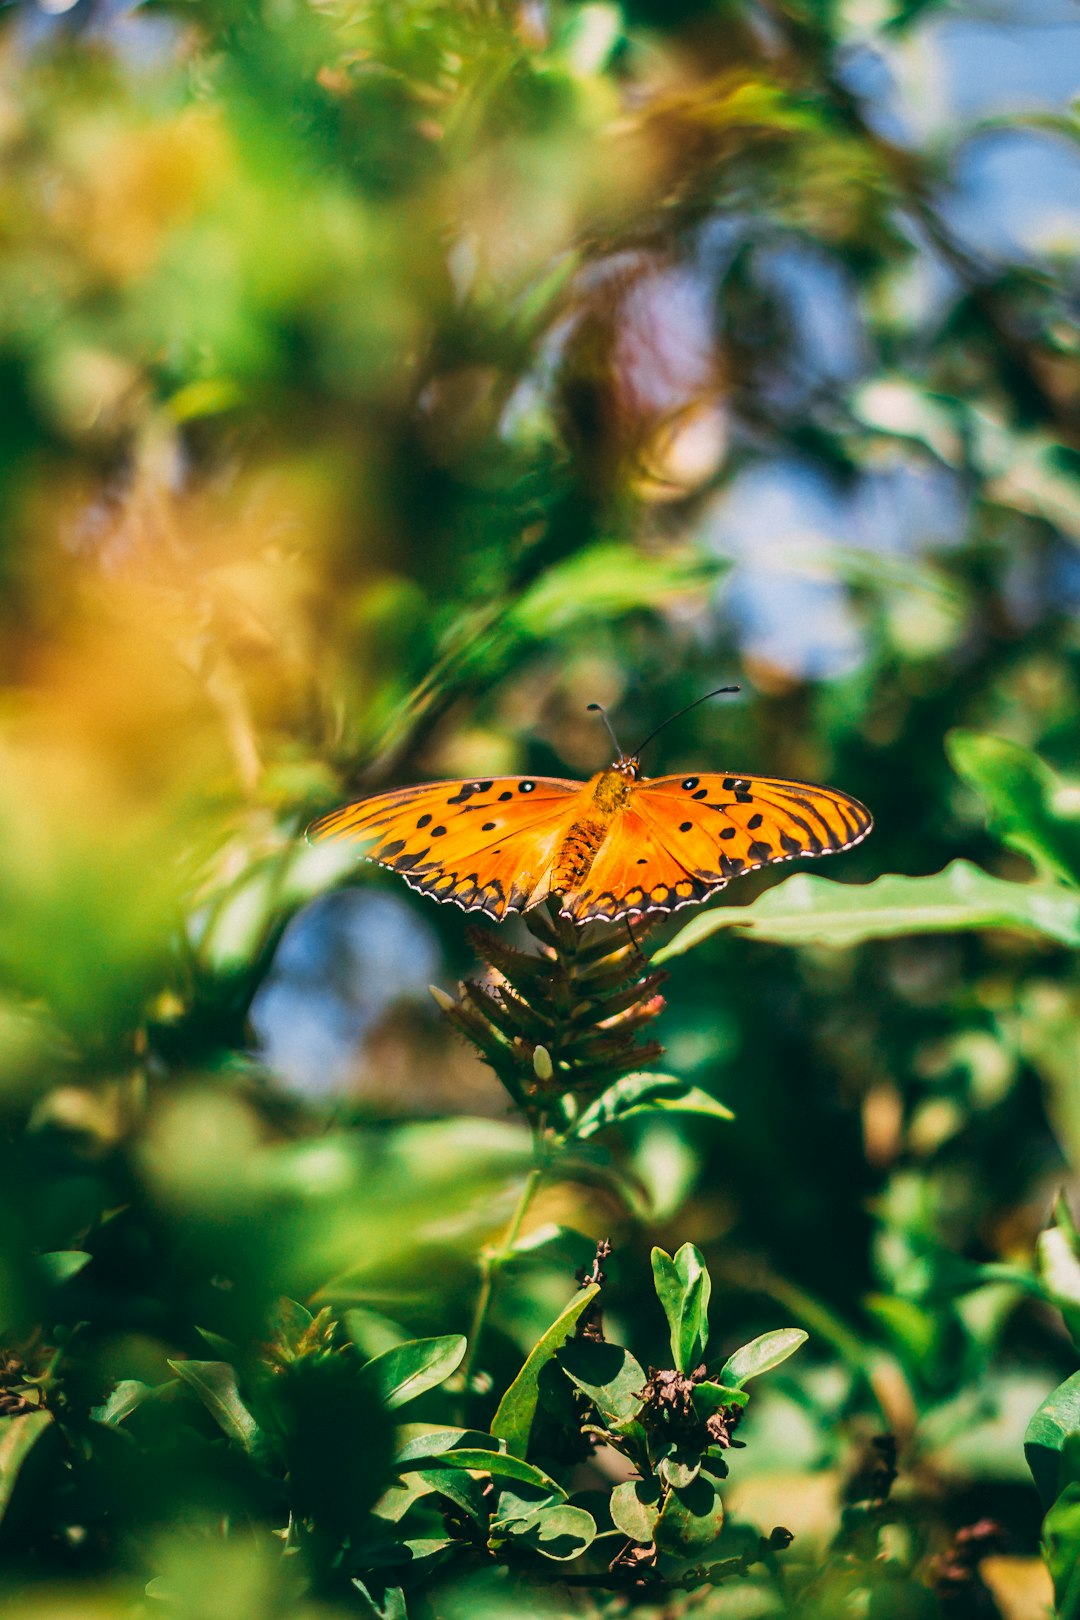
[2,0,1080,1613]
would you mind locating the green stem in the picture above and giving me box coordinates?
[462,1127,547,1390]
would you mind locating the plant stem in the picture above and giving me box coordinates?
[461,1124,547,1390]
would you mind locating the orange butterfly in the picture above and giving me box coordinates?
[308,693,872,926]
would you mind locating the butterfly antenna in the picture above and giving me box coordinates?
[587,702,625,759]
[633,686,741,758]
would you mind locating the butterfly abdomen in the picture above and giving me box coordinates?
[554,816,608,893]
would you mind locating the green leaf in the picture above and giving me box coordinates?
[610,1476,662,1542]
[1026,1371,1080,1511]
[409,1449,562,1494]
[651,1245,711,1372]
[38,1250,91,1285]
[718,1329,807,1388]
[0,1409,52,1524]
[490,1282,600,1457]
[92,1379,154,1426]
[557,1339,646,1427]
[572,1073,733,1140]
[1037,1204,1080,1351]
[509,544,719,637]
[655,861,1080,959]
[1045,1480,1080,1618]
[393,1427,563,1495]
[494,1503,597,1561]
[654,1472,725,1560]
[691,1381,749,1415]
[360,1335,467,1409]
[948,731,1080,888]
[166,1359,265,1460]
[416,1468,490,1525]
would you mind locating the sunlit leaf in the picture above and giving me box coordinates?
[718,1328,807,1388]
[571,1073,733,1140]
[656,862,1080,959]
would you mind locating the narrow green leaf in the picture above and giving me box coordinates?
[610,1477,662,1541]
[490,1282,600,1457]
[651,1245,711,1371]
[393,1426,496,1466]
[167,1359,264,1460]
[361,1335,467,1410]
[402,1446,562,1494]
[572,1073,733,1140]
[557,1339,646,1427]
[655,861,1080,960]
[948,730,1080,888]
[719,1329,807,1388]
[0,1409,52,1523]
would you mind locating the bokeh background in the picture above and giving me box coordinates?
[2,0,1080,1613]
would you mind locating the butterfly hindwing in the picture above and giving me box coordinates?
[308,775,583,920]
[632,771,873,884]
[559,807,726,924]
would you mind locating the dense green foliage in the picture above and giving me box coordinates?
[2,0,1080,1614]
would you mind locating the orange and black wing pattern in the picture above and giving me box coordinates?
[308,775,583,920]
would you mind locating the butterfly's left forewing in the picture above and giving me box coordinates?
[308,775,583,919]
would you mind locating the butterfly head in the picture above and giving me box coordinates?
[612,754,641,781]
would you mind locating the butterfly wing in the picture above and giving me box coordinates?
[559,770,872,924]
[308,775,583,920]
[633,770,873,886]
[559,805,722,924]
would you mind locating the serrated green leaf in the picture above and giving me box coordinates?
[572,1073,733,1140]
[1045,1480,1080,1617]
[490,1283,599,1457]
[718,1329,807,1388]
[361,1335,466,1409]
[656,861,1080,959]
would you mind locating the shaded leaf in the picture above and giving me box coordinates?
[166,1359,264,1460]
[655,1472,725,1559]
[92,1380,154,1427]
[1026,1371,1080,1511]
[494,1503,597,1561]
[557,1338,646,1427]
[610,1476,662,1542]
[38,1250,91,1285]
[361,1335,467,1409]
[656,861,1080,958]
[490,1283,600,1457]
[948,731,1080,888]
[0,1409,52,1524]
